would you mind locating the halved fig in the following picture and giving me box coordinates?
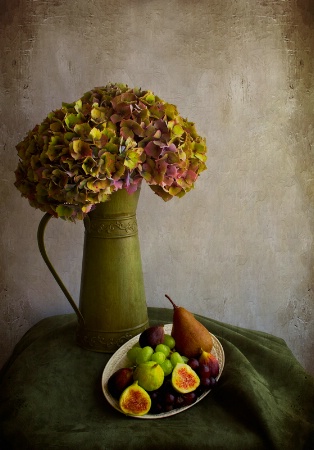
[172,363,200,394]
[119,381,151,416]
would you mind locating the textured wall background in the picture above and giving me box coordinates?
[1,0,313,374]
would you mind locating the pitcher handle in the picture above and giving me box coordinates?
[37,213,85,326]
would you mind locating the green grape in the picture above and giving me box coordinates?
[155,344,170,357]
[163,334,175,349]
[136,346,154,364]
[182,355,189,364]
[160,359,173,376]
[151,351,166,364]
[170,352,184,367]
[127,346,142,363]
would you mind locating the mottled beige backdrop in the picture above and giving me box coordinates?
[1,0,313,374]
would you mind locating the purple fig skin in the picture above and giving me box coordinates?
[107,368,134,399]
[199,350,220,378]
[199,349,212,365]
[139,325,165,349]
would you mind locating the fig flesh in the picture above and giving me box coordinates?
[139,325,165,349]
[172,363,200,394]
[107,367,133,399]
[119,381,151,416]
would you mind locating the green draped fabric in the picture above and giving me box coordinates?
[0,307,313,449]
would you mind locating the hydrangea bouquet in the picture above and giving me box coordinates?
[15,83,207,221]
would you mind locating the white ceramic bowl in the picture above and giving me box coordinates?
[101,324,225,419]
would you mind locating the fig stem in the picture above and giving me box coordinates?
[165,294,177,309]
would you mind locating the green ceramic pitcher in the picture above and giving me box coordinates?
[37,189,149,353]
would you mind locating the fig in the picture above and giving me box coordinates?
[199,349,211,365]
[199,350,220,378]
[139,325,165,349]
[172,363,200,394]
[133,361,164,391]
[119,381,151,416]
[107,367,134,399]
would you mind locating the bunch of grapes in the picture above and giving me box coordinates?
[126,333,186,377]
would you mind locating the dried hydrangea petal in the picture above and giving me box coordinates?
[14,83,207,220]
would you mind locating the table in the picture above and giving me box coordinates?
[0,307,313,450]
